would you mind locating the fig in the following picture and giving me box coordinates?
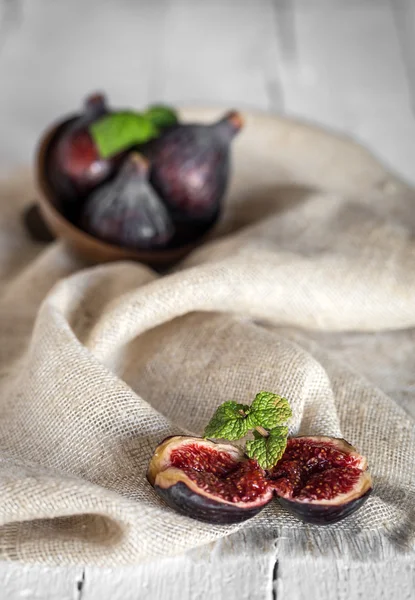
[147,434,372,526]
[147,436,273,524]
[80,153,174,250]
[144,111,244,242]
[23,203,55,243]
[268,436,372,525]
[51,92,117,198]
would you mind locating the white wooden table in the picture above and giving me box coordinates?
[0,1,414,598]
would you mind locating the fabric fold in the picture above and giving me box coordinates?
[0,109,413,565]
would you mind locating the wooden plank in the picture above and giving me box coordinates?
[129,0,283,112]
[0,562,83,600]
[272,0,415,184]
[2,553,413,600]
[0,530,276,600]
[391,0,415,111]
[277,556,415,600]
[81,530,276,600]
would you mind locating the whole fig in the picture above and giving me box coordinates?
[144,111,243,242]
[81,153,174,250]
[50,92,117,198]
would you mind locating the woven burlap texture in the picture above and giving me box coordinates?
[0,110,414,566]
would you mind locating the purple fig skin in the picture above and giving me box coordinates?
[48,93,121,207]
[54,94,112,194]
[154,481,269,525]
[46,117,82,220]
[80,153,175,250]
[143,111,243,242]
[277,487,372,525]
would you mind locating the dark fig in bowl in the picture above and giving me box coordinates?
[268,436,372,525]
[147,436,273,524]
[50,92,118,198]
[80,153,174,250]
[144,110,244,243]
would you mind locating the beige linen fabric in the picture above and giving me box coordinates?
[0,110,414,566]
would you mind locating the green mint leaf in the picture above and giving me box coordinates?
[145,105,179,129]
[249,391,292,430]
[245,426,289,469]
[204,401,251,441]
[90,112,159,159]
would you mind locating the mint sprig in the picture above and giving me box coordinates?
[249,392,292,430]
[145,104,179,129]
[90,111,159,159]
[245,426,289,470]
[203,391,292,470]
[203,401,252,441]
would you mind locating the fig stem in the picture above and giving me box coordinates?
[254,426,269,438]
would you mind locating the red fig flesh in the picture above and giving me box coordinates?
[268,436,372,524]
[148,435,372,526]
[147,436,273,524]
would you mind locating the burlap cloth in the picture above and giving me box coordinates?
[0,109,414,566]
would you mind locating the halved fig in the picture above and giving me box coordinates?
[268,436,372,525]
[147,436,273,524]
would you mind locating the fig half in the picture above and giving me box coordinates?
[147,436,273,524]
[268,436,372,525]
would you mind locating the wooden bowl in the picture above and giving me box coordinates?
[35,118,202,267]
